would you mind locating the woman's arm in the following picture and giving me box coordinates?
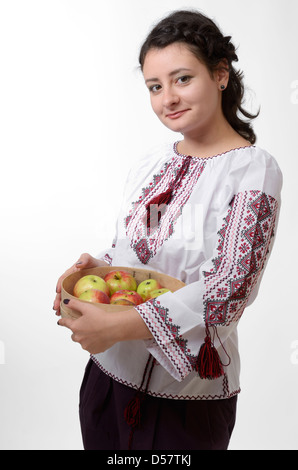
[135,189,280,381]
[57,298,153,354]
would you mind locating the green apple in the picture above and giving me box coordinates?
[149,288,170,299]
[73,275,110,298]
[137,278,162,302]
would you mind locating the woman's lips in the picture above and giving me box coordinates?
[166,109,189,119]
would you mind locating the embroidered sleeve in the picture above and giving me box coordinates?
[135,190,279,381]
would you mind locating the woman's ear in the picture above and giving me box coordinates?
[214,59,230,90]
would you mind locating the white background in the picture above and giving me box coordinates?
[0,0,297,450]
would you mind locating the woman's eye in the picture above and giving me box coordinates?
[149,84,162,93]
[177,75,192,85]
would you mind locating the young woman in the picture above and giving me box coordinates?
[54,10,282,450]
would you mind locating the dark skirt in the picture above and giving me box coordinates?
[79,358,237,451]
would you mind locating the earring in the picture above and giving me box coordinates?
[220,85,225,90]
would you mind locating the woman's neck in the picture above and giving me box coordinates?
[178,120,251,159]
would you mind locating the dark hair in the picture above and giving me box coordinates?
[139,10,259,144]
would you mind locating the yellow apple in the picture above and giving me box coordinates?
[137,279,162,302]
[73,275,110,298]
[149,288,170,299]
[79,289,110,304]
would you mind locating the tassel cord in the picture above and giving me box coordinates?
[212,325,231,368]
[124,354,156,450]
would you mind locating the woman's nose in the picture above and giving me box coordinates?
[163,87,180,107]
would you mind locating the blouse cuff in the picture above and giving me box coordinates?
[135,301,193,381]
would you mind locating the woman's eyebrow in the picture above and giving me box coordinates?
[145,68,192,84]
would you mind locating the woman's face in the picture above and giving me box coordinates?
[142,43,226,139]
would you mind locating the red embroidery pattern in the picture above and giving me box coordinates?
[135,299,194,379]
[136,190,278,378]
[203,191,278,326]
[91,353,239,399]
[125,154,206,264]
[102,253,112,266]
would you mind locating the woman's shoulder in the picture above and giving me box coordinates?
[247,144,279,162]
[238,145,282,177]
[130,141,174,170]
[226,145,283,200]
[123,141,174,187]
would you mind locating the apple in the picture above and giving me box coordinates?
[110,289,143,306]
[110,298,135,306]
[104,270,137,296]
[73,275,110,298]
[149,288,170,299]
[78,288,110,304]
[137,279,162,302]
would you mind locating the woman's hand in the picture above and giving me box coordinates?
[57,298,120,354]
[57,298,153,354]
[53,253,108,316]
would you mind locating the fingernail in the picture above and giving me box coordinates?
[63,299,70,304]
[76,261,83,265]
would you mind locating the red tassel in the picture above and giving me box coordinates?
[124,393,142,428]
[124,392,144,450]
[146,187,173,231]
[196,331,224,380]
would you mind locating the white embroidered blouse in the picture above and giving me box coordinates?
[92,141,282,400]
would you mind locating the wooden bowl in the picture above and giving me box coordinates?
[60,266,185,319]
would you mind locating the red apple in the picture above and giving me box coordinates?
[149,288,170,299]
[110,289,143,306]
[73,275,110,298]
[104,270,137,296]
[78,289,110,304]
[137,279,162,302]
